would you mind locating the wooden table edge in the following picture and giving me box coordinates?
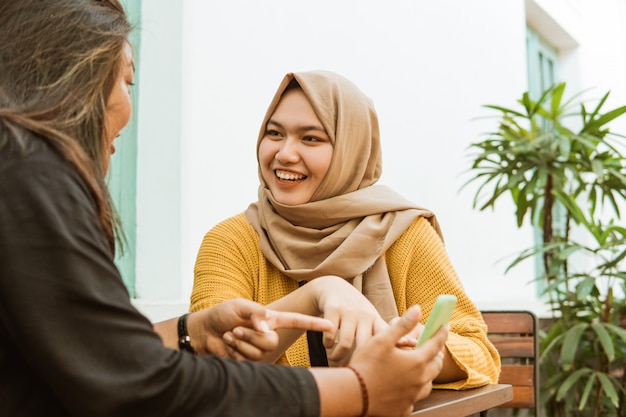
[411,383,514,416]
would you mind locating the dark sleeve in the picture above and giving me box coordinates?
[0,146,320,417]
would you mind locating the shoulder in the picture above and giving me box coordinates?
[209,213,257,237]
[0,131,111,263]
[402,216,442,240]
[0,133,93,214]
[200,212,260,249]
[389,216,444,256]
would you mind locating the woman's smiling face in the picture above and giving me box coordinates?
[258,88,333,206]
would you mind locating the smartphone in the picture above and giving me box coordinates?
[415,294,457,347]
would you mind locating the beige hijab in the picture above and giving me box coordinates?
[245,70,442,322]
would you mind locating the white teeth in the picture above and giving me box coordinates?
[275,170,305,181]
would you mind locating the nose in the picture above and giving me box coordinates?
[275,137,300,164]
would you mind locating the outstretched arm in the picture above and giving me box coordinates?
[153,298,332,359]
[261,275,389,364]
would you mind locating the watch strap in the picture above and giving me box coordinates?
[177,313,196,354]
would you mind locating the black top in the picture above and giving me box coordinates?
[0,128,320,417]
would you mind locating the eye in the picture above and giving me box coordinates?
[124,77,134,94]
[265,129,283,139]
[302,134,330,144]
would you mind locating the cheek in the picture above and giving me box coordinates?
[105,87,132,139]
[258,139,275,168]
[256,140,273,183]
[114,95,132,132]
[313,147,334,178]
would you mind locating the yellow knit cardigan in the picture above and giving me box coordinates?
[190,213,500,390]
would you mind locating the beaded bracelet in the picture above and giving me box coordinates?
[346,365,369,417]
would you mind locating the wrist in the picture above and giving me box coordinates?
[177,313,196,354]
[309,367,364,417]
[297,277,327,317]
[186,311,215,355]
[346,365,369,417]
[308,276,340,315]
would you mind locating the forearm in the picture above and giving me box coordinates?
[435,345,466,383]
[153,317,181,351]
[309,367,364,417]
[153,313,212,355]
[261,278,326,362]
[266,276,331,315]
[434,332,500,389]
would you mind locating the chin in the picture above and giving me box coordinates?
[275,196,307,206]
[269,184,312,206]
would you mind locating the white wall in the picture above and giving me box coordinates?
[132,0,626,321]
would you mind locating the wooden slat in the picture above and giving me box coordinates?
[498,365,534,386]
[482,312,534,334]
[489,336,534,357]
[500,386,535,408]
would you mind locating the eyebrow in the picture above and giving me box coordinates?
[267,119,327,134]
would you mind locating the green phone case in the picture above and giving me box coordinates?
[416,294,457,347]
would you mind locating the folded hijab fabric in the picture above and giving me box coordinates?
[245,70,442,323]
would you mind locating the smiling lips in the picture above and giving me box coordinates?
[275,169,306,182]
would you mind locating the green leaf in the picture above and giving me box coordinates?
[550,82,566,117]
[583,90,609,125]
[582,105,626,134]
[590,322,614,362]
[555,368,593,401]
[483,104,527,118]
[596,372,620,408]
[539,323,566,361]
[605,323,626,344]
[578,373,596,410]
[558,134,571,159]
[560,322,588,370]
[590,158,603,177]
[576,277,596,299]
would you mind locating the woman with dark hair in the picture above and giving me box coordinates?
[0,1,448,416]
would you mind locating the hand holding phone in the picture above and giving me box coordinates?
[415,294,457,347]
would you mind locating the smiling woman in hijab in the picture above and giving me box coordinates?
[190,70,500,389]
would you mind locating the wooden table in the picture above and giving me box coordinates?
[411,384,513,416]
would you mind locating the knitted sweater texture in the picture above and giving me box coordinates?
[191,213,500,390]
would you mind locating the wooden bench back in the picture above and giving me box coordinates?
[481,311,538,414]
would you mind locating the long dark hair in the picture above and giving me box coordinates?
[0,0,131,253]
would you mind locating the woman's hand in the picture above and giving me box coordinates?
[350,305,447,415]
[311,305,448,417]
[234,275,390,364]
[188,298,332,360]
[388,315,467,384]
[308,276,389,364]
[389,316,424,349]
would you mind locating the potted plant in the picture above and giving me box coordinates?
[463,82,626,416]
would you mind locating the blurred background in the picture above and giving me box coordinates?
[109,0,626,321]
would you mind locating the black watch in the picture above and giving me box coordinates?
[177,313,196,354]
